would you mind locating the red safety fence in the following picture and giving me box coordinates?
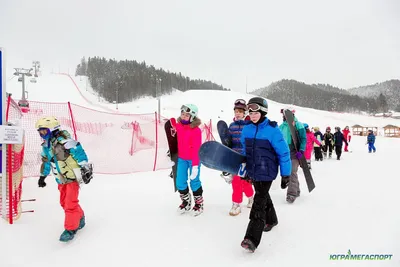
[6,96,215,178]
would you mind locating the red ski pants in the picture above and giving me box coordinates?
[58,182,84,231]
[232,175,254,203]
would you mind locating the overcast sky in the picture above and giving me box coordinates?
[1,0,399,92]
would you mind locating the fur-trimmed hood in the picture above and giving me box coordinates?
[177,117,202,128]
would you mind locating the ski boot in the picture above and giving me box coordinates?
[78,215,85,230]
[241,238,256,253]
[263,221,278,232]
[178,191,192,214]
[220,172,233,184]
[229,202,241,216]
[247,196,254,208]
[59,229,77,242]
[192,195,204,216]
[286,195,296,203]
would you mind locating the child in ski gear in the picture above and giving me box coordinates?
[313,126,324,161]
[171,104,204,216]
[367,130,376,153]
[36,116,91,242]
[342,126,351,152]
[240,97,291,253]
[279,109,307,203]
[221,99,254,216]
[333,127,348,160]
[323,127,334,158]
[304,123,321,169]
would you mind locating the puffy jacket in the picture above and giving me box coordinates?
[314,131,323,147]
[174,117,202,166]
[40,130,89,184]
[279,117,307,152]
[305,131,321,160]
[323,132,334,145]
[333,131,348,146]
[228,118,250,153]
[241,117,291,182]
[367,133,375,144]
[342,129,351,142]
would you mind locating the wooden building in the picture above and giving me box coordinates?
[351,125,378,136]
[383,125,400,137]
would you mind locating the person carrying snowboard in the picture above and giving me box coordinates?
[170,104,204,216]
[304,123,321,169]
[342,126,351,152]
[366,129,376,153]
[279,108,307,203]
[36,116,92,242]
[333,127,348,160]
[220,99,254,216]
[323,127,334,158]
[239,97,291,253]
[313,126,324,161]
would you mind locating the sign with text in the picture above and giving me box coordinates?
[0,125,24,144]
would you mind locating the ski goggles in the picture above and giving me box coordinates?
[181,105,192,113]
[247,103,268,113]
[234,99,246,106]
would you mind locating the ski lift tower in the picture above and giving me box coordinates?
[13,68,32,112]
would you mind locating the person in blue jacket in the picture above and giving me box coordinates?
[366,130,376,153]
[239,97,291,253]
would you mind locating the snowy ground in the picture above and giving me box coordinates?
[1,72,399,266]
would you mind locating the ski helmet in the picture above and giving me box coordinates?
[181,104,198,122]
[233,99,247,111]
[247,97,268,116]
[326,126,331,131]
[303,123,309,129]
[35,116,61,139]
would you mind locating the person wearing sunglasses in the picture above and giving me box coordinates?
[239,97,291,253]
[279,108,307,204]
[170,104,204,216]
[220,99,254,216]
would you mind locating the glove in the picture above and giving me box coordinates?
[281,176,290,189]
[241,173,252,183]
[80,164,93,184]
[296,151,304,160]
[189,166,199,180]
[220,172,233,184]
[38,176,47,188]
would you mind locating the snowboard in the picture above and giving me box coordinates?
[199,141,247,177]
[217,120,231,147]
[165,118,178,192]
[283,109,316,192]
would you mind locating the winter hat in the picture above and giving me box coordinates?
[234,99,247,111]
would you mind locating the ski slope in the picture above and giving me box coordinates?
[1,73,399,267]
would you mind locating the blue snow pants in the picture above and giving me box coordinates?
[176,158,202,192]
[368,143,376,153]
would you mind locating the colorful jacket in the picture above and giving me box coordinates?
[279,117,307,152]
[305,131,321,160]
[228,118,250,153]
[342,129,351,142]
[314,131,323,147]
[367,133,376,144]
[241,117,291,181]
[40,130,88,184]
[174,117,202,166]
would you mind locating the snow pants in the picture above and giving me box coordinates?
[368,143,376,153]
[232,175,254,204]
[335,145,342,159]
[314,146,323,161]
[324,143,333,157]
[176,158,202,193]
[287,151,300,197]
[244,181,277,248]
[58,182,84,231]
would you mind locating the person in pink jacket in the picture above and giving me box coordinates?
[170,104,203,216]
[304,123,321,169]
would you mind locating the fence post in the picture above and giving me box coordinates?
[153,112,158,171]
[7,144,13,224]
[67,102,78,140]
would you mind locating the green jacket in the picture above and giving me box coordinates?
[279,118,307,152]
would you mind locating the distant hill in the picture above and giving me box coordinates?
[75,57,229,103]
